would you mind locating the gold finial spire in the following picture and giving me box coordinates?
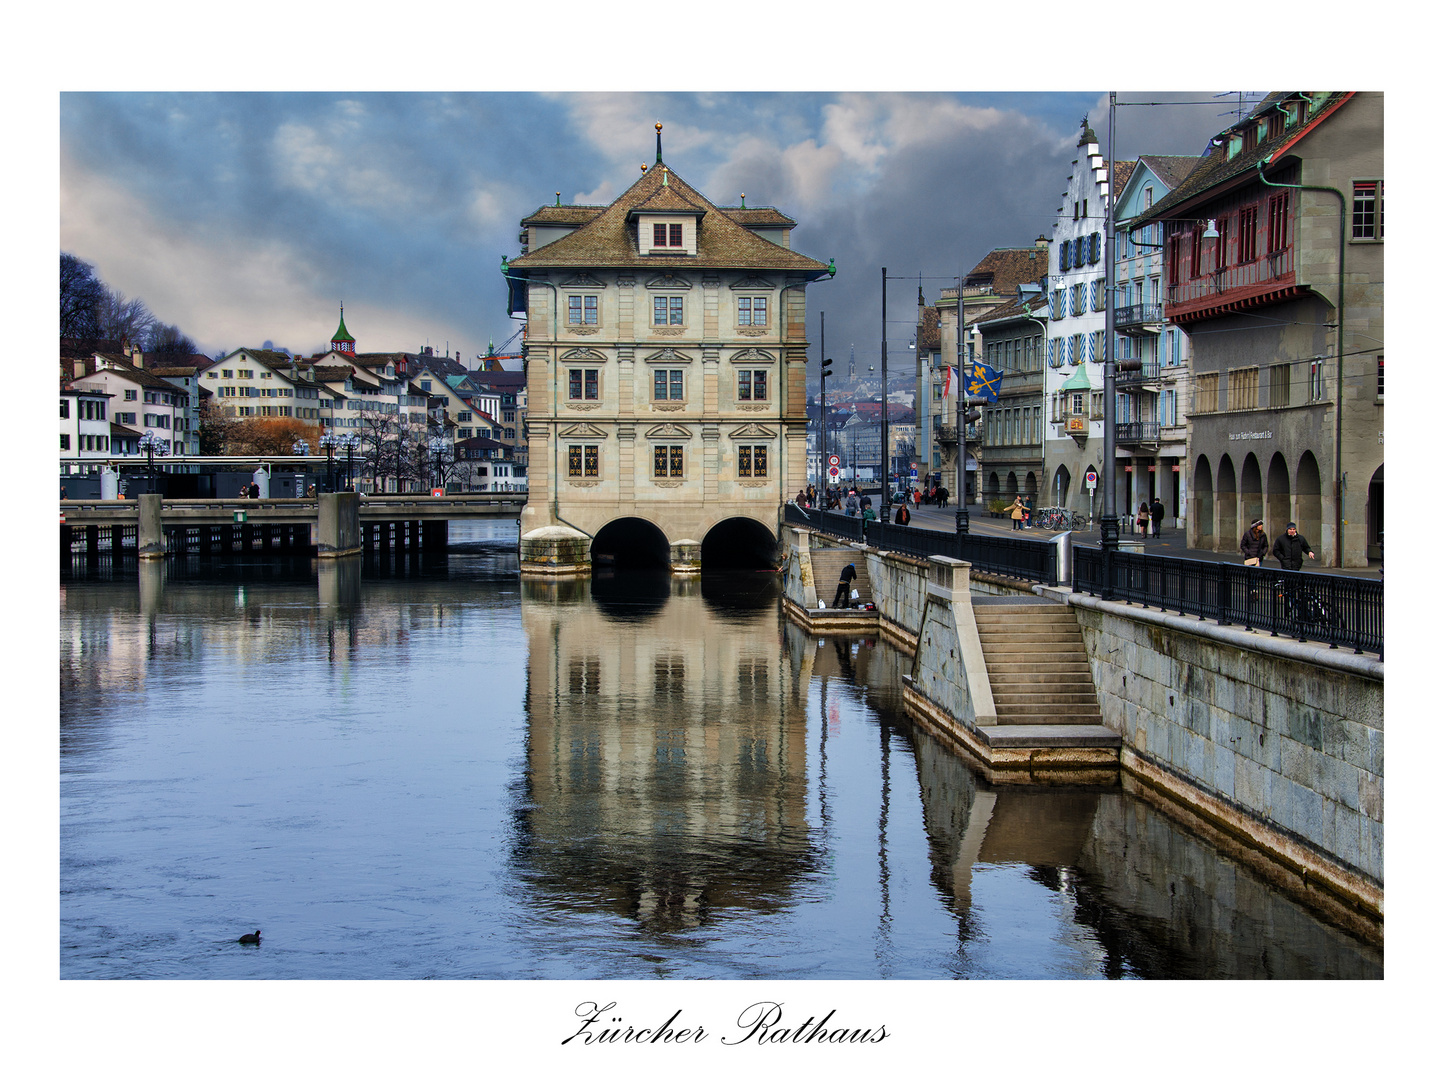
[655,121,663,164]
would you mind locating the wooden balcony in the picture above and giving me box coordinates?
[1165,248,1298,324]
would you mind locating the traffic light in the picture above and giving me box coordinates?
[963,408,981,424]
[821,357,833,379]
[1115,358,1143,373]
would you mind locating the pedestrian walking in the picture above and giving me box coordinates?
[894,503,911,526]
[845,491,859,517]
[1136,500,1150,538]
[1272,522,1316,570]
[1004,495,1026,531]
[833,562,857,609]
[1149,498,1165,535]
[1240,518,1269,566]
[1022,493,1034,528]
[938,485,949,509]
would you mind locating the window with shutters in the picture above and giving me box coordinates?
[1353,181,1383,240]
[1270,363,1291,408]
[1091,330,1106,362]
[1238,206,1259,263]
[1072,333,1086,365]
[1060,240,1070,271]
[1071,283,1086,316]
[1267,192,1291,254]
[1230,366,1259,411]
[1194,373,1219,413]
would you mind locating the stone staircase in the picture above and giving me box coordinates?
[970,597,1118,757]
[808,548,872,608]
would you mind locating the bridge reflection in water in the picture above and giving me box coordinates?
[59,526,1380,978]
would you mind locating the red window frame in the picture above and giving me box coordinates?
[1237,206,1259,264]
[1267,191,1290,254]
[653,224,667,246]
[669,223,682,246]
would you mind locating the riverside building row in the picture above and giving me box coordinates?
[60,318,530,494]
[916,92,1380,567]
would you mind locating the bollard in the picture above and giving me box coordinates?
[317,492,362,558]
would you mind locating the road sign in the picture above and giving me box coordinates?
[828,455,840,468]
[1084,468,1098,491]
[909,467,918,479]
[828,466,840,480]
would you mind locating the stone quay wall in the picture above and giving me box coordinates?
[781,525,1383,925]
[1058,589,1383,917]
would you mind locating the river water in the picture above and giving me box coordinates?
[59,521,1380,979]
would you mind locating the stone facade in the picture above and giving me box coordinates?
[508,132,833,570]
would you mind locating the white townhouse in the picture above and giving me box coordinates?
[1043,121,1134,512]
[204,348,326,422]
[71,355,190,457]
[60,384,115,467]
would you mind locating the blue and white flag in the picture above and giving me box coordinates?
[967,360,1004,403]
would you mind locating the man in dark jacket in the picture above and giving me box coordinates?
[1240,519,1269,564]
[1272,522,1316,570]
[1149,498,1165,534]
[833,563,857,609]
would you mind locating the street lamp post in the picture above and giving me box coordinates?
[879,267,891,522]
[138,431,167,495]
[1101,92,1121,598]
[320,430,337,493]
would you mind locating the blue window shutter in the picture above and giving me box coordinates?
[1047,339,1055,366]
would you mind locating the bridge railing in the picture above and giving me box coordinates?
[1074,548,1383,656]
[784,503,866,544]
[790,504,1059,586]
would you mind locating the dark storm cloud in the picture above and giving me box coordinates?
[60,91,1250,361]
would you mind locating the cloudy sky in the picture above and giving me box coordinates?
[59,89,1258,369]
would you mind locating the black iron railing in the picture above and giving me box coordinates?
[784,503,866,544]
[1073,548,1382,657]
[793,506,1059,586]
[1115,420,1161,444]
[1114,303,1164,330]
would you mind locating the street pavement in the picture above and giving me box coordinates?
[884,498,1383,580]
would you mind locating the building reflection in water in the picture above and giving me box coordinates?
[516,571,819,934]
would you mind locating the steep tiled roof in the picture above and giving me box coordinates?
[964,247,1049,295]
[1138,154,1203,192]
[91,355,192,393]
[1110,159,1136,196]
[975,292,1049,328]
[521,204,606,227]
[719,207,795,227]
[311,365,354,383]
[1132,92,1353,226]
[510,163,829,274]
[918,306,941,351]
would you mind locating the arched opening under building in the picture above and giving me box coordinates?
[1296,451,1324,560]
[1367,464,1384,563]
[1054,464,1071,508]
[1266,452,1291,533]
[701,516,779,572]
[1216,454,1238,550]
[1240,452,1264,538]
[591,517,672,571]
[1024,471,1039,497]
[1193,455,1214,548]
[1005,471,1019,497]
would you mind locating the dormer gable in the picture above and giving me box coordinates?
[629,169,705,255]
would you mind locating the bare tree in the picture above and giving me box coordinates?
[60,253,106,340]
[97,290,156,348]
[144,321,199,360]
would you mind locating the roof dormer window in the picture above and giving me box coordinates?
[640,216,696,255]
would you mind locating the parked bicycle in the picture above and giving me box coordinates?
[1276,578,1345,638]
[1035,507,1088,531]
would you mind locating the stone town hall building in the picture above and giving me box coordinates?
[505,126,833,572]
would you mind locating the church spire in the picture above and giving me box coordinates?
[655,121,663,165]
[331,305,355,355]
